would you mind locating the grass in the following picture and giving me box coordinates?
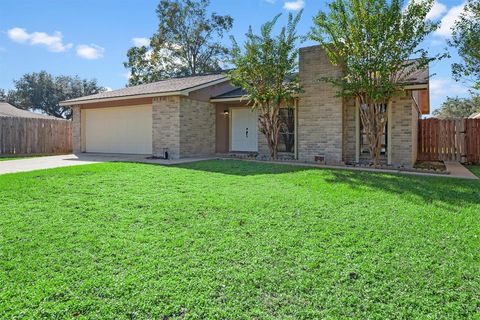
[0,155,45,161]
[0,160,479,319]
[0,157,28,161]
[468,165,480,177]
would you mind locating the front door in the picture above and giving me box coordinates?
[231,108,258,152]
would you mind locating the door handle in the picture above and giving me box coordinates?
[245,128,249,138]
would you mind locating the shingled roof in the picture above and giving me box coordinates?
[0,102,61,119]
[61,73,228,105]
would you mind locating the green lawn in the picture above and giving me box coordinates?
[0,160,479,319]
[0,157,27,161]
[0,155,42,161]
[469,165,480,177]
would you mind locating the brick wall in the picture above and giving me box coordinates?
[298,45,344,163]
[343,98,357,163]
[391,94,417,167]
[179,97,216,157]
[72,106,81,153]
[152,96,181,159]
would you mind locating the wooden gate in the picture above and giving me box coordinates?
[418,118,480,164]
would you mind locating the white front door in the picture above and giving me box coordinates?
[231,108,258,152]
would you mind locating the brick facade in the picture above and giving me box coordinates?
[179,97,215,157]
[390,94,419,166]
[297,46,344,164]
[152,96,181,159]
[72,106,81,153]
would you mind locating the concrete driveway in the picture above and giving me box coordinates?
[0,153,147,175]
[0,153,214,175]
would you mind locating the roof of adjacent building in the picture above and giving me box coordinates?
[61,73,228,105]
[0,102,61,119]
[469,112,480,119]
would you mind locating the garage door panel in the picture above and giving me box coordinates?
[85,105,152,154]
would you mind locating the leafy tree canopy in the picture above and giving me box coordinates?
[3,71,105,119]
[433,96,480,119]
[310,0,443,164]
[229,12,302,159]
[450,0,480,91]
[124,0,233,86]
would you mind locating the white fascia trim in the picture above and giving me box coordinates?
[60,77,230,106]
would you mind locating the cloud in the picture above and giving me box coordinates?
[426,1,447,20]
[76,44,104,60]
[434,3,466,37]
[430,78,470,97]
[132,37,150,47]
[283,0,304,11]
[7,27,73,52]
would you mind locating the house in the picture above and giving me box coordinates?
[60,45,429,167]
[469,112,480,119]
[0,102,60,119]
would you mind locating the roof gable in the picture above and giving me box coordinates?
[61,73,228,105]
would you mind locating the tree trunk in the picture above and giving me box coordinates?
[356,96,388,166]
[258,103,281,160]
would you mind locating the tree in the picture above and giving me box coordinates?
[310,0,442,165]
[229,12,302,160]
[433,96,480,119]
[124,0,233,86]
[450,0,480,91]
[5,71,105,119]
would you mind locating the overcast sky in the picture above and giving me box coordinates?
[0,0,473,113]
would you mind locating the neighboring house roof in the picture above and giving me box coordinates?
[469,112,480,119]
[60,73,228,106]
[0,102,60,119]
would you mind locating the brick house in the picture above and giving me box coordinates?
[60,45,429,167]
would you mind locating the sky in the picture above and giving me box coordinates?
[0,0,473,113]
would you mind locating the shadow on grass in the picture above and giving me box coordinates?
[175,159,480,206]
[324,169,480,206]
[174,159,310,176]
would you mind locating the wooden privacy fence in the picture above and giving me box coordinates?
[0,117,72,155]
[418,118,480,164]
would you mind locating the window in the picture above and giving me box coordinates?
[278,107,295,153]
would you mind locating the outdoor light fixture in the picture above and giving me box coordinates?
[223,110,229,115]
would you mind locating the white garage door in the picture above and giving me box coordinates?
[85,105,152,154]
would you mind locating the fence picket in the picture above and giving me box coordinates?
[418,118,480,164]
[0,117,72,156]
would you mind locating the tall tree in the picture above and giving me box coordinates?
[450,0,480,91]
[5,71,105,119]
[433,96,480,119]
[310,0,443,165]
[229,12,302,160]
[124,0,233,86]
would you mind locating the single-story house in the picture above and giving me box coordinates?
[60,45,430,167]
[0,102,60,119]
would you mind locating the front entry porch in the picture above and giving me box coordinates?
[213,101,297,160]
